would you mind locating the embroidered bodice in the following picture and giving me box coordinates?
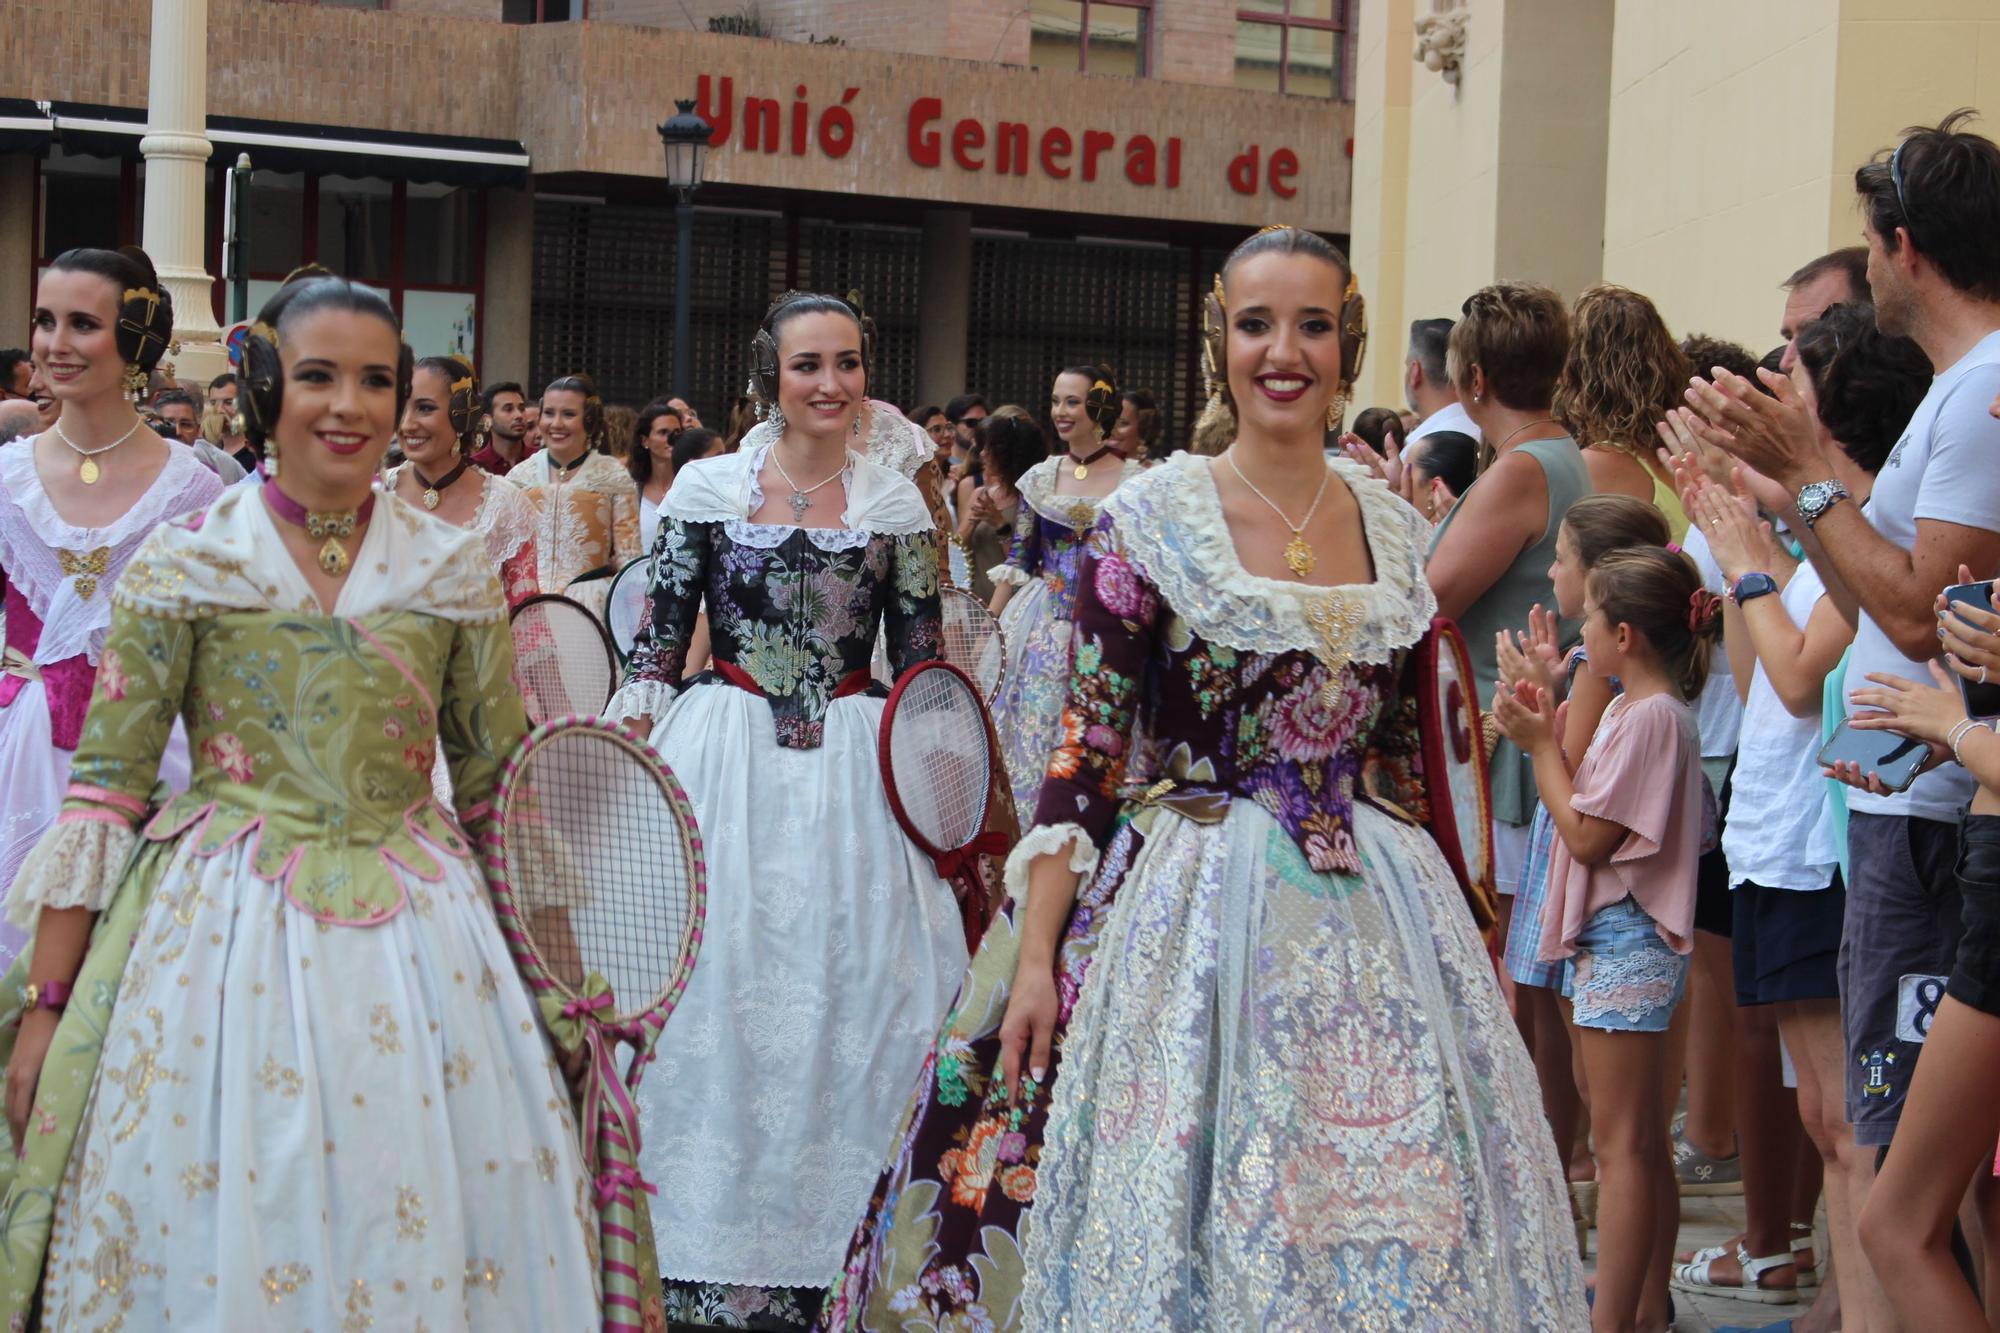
[0,440,222,747]
[987,454,1144,614]
[388,463,541,607]
[503,449,640,594]
[1020,454,1436,878]
[610,443,942,749]
[9,488,528,930]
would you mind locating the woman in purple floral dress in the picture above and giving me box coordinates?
[819,228,1582,1332]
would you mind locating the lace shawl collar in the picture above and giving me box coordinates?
[0,441,220,621]
[1018,454,1145,531]
[114,485,508,624]
[1103,452,1436,666]
[663,440,932,537]
[386,462,537,564]
[735,400,936,482]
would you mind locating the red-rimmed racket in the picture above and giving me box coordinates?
[511,593,618,725]
[485,715,706,1333]
[879,660,1005,951]
[1413,617,1498,933]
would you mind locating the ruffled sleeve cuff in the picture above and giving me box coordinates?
[1001,822,1100,908]
[5,815,136,930]
[987,563,1032,589]
[605,677,677,725]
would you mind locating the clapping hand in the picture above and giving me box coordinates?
[1682,366,1830,490]
[1689,474,1777,583]
[1492,678,1563,756]
[1496,605,1563,698]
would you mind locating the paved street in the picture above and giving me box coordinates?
[1585,1189,1810,1333]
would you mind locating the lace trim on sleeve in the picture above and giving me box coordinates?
[5,817,136,929]
[1001,821,1100,908]
[1105,454,1436,666]
[606,677,677,724]
[988,563,1033,588]
[862,403,935,481]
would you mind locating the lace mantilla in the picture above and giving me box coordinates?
[1003,821,1101,907]
[113,486,508,624]
[0,441,221,665]
[1104,452,1436,668]
[736,400,935,482]
[664,440,932,542]
[386,463,540,568]
[5,816,135,928]
[1017,455,1145,533]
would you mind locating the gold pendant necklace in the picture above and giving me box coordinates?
[53,417,146,485]
[1223,452,1333,579]
[1066,444,1115,481]
[265,486,372,577]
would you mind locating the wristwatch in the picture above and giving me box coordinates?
[1794,479,1852,530]
[20,981,70,1015]
[1730,572,1779,605]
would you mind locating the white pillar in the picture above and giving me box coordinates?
[140,0,226,385]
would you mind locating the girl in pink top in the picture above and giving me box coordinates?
[1495,544,1720,1333]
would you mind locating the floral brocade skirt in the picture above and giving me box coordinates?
[989,578,1073,818]
[823,800,1586,1332]
[20,831,600,1329]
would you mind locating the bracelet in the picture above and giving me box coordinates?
[1949,717,1986,766]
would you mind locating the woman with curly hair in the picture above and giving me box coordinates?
[1555,285,1694,541]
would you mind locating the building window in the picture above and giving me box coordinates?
[1236,0,1349,98]
[1031,0,1152,78]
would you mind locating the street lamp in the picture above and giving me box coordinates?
[658,98,713,408]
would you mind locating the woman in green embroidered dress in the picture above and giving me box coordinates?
[0,276,598,1328]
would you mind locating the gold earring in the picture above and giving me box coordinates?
[123,363,148,402]
[1326,394,1347,432]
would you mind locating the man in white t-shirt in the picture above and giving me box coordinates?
[1689,110,2000,1333]
[1401,318,1481,457]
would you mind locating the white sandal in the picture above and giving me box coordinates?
[1670,1243,1800,1304]
[1792,1224,1820,1290]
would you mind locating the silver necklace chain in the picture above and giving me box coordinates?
[53,415,147,459]
[1224,450,1331,536]
[770,446,847,522]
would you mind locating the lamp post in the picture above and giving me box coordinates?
[658,99,713,406]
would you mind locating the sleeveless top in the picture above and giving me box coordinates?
[1429,434,1590,828]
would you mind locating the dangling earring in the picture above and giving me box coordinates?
[262,430,280,479]
[1326,394,1347,432]
[851,412,862,439]
[767,405,787,433]
[123,363,148,402]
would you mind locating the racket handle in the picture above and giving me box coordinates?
[596,1112,654,1333]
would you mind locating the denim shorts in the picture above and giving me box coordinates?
[1562,896,1690,1033]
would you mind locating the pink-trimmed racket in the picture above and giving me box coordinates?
[880,660,1005,951]
[511,593,618,725]
[485,715,705,1333]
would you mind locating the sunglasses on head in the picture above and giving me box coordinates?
[1890,138,1920,240]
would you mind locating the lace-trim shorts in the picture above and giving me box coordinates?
[1560,895,1690,1033]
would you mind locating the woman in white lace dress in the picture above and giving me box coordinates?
[612,293,964,1331]
[0,246,222,968]
[821,228,1582,1332]
[385,355,540,608]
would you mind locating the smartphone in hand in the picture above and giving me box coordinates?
[1817,720,1930,793]
[1944,581,2000,719]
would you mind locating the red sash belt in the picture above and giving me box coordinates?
[713,659,873,701]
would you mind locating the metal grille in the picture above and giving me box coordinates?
[532,202,783,417]
[965,234,1192,448]
[797,221,924,413]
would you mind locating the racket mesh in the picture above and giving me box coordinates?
[503,726,694,1023]
[939,588,1003,699]
[607,566,650,659]
[887,667,991,851]
[513,599,614,724]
